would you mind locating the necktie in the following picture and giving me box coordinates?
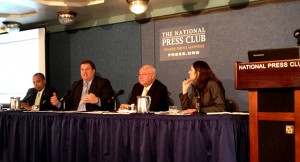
[141,87,148,96]
[34,92,41,106]
[78,82,89,111]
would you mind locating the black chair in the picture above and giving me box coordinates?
[168,91,175,106]
[225,98,240,112]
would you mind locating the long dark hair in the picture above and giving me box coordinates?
[192,60,225,99]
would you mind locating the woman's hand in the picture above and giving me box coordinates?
[180,108,196,114]
[182,79,192,94]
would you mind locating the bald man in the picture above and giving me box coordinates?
[120,65,169,111]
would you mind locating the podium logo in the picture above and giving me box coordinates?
[285,125,294,134]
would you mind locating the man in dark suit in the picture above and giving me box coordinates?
[21,73,58,111]
[119,65,169,111]
[50,59,114,111]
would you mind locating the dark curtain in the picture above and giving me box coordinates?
[0,112,249,162]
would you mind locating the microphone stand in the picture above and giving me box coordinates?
[195,88,205,114]
[60,98,68,110]
[114,97,117,111]
[59,90,71,110]
[111,89,124,111]
[196,95,201,113]
[62,101,66,110]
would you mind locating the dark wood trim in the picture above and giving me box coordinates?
[249,91,259,162]
[257,112,295,121]
[295,89,300,161]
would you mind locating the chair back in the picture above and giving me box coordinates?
[225,98,240,112]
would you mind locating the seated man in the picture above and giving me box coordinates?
[119,65,169,111]
[51,59,114,111]
[21,73,58,111]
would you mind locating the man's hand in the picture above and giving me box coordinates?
[84,93,99,104]
[50,92,59,107]
[119,104,129,110]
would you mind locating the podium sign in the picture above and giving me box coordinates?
[235,59,300,89]
[234,59,300,162]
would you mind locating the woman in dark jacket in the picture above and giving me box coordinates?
[179,60,225,113]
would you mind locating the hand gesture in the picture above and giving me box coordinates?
[50,92,59,107]
[84,93,99,104]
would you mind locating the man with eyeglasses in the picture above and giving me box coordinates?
[50,59,114,111]
[119,65,169,111]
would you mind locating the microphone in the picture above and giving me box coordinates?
[294,29,300,38]
[109,89,124,101]
[192,85,202,113]
[22,93,34,101]
[60,90,71,102]
[294,29,300,46]
[110,89,124,111]
[108,89,125,103]
[115,89,124,97]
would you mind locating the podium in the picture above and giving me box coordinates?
[235,59,300,162]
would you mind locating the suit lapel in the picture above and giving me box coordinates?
[40,86,49,104]
[89,79,95,94]
[146,80,156,96]
[138,84,144,96]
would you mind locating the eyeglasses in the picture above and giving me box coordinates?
[138,73,153,77]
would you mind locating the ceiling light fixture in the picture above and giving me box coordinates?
[127,0,149,14]
[2,21,21,33]
[57,10,77,25]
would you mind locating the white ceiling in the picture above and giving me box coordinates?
[0,0,263,33]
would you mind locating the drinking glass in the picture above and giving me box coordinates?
[169,106,178,114]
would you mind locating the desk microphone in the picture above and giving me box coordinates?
[109,89,124,102]
[23,93,34,101]
[193,85,204,114]
[60,90,71,102]
[115,89,124,98]
[294,29,300,46]
[110,89,124,111]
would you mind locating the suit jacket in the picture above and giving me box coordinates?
[65,75,114,111]
[21,86,58,111]
[179,80,225,112]
[128,79,169,111]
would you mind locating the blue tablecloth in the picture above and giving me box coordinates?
[0,111,249,162]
